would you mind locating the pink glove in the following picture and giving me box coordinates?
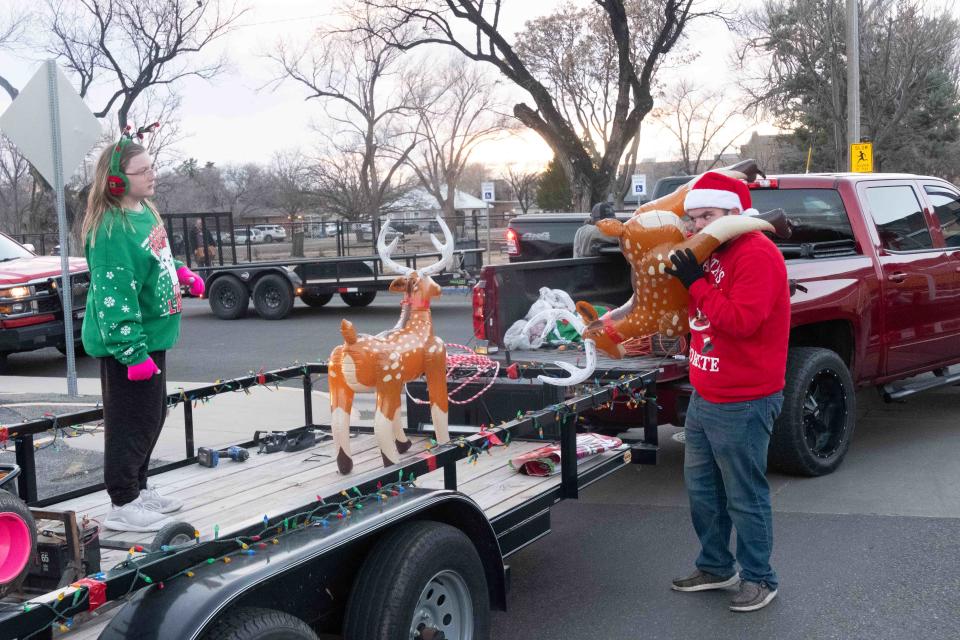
[128,356,161,381]
[177,266,205,297]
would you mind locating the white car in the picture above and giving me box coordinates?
[255,224,287,243]
[228,227,265,244]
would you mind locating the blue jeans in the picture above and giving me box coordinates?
[683,390,783,589]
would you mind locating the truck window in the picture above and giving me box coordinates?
[750,188,855,246]
[864,185,933,251]
[923,186,960,248]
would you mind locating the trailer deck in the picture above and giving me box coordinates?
[493,349,689,382]
[45,431,628,638]
[2,363,657,640]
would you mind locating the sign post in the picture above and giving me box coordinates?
[480,182,495,257]
[0,61,102,395]
[850,142,873,173]
[631,174,647,198]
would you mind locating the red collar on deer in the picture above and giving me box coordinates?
[601,315,626,344]
[401,297,431,309]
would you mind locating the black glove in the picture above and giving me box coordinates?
[664,248,705,289]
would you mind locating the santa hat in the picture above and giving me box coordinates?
[684,171,758,217]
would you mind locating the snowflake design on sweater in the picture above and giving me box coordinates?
[120,325,131,336]
[121,304,130,313]
[104,296,116,308]
[106,271,114,279]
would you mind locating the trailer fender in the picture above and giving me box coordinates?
[205,266,302,293]
[97,489,506,640]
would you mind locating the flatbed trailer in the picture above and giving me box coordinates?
[0,362,659,640]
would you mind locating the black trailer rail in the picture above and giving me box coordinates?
[0,364,657,639]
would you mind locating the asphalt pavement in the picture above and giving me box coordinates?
[2,295,959,638]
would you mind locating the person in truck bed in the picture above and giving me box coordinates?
[664,171,790,612]
[80,128,205,533]
[572,201,619,257]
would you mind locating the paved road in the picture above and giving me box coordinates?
[4,296,960,638]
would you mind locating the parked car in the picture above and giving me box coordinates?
[0,232,89,370]
[255,224,287,242]
[227,227,265,245]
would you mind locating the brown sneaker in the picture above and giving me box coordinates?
[729,580,778,612]
[671,569,739,592]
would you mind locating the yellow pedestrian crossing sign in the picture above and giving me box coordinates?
[851,142,873,173]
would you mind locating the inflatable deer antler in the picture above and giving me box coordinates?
[536,211,774,385]
[328,216,454,473]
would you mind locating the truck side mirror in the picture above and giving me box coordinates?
[23,243,35,253]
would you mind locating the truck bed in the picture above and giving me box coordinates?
[44,430,630,638]
[493,348,689,382]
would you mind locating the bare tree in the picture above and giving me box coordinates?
[268,9,424,221]
[0,135,36,234]
[737,0,958,171]
[222,163,270,220]
[361,0,714,211]
[502,164,540,214]
[45,0,245,130]
[267,149,315,217]
[407,59,506,225]
[0,5,30,100]
[653,80,754,175]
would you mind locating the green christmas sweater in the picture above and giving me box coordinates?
[81,205,184,366]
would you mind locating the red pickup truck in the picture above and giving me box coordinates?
[0,232,89,371]
[474,172,960,476]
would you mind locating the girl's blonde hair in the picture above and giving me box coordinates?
[81,141,161,247]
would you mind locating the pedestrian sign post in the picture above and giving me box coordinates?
[851,142,873,173]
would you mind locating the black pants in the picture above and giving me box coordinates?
[101,351,167,506]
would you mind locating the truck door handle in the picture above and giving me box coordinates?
[887,272,907,283]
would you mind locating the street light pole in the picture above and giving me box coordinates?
[846,0,860,170]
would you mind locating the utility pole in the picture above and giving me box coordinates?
[846,0,860,170]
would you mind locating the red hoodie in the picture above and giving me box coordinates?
[685,230,790,403]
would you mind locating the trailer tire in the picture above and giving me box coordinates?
[0,489,36,598]
[203,607,317,640]
[300,292,333,308]
[252,274,294,320]
[209,277,249,320]
[340,291,376,307]
[150,521,197,552]
[769,347,856,476]
[344,520,489,640]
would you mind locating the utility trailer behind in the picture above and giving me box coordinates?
[0,363,659,640]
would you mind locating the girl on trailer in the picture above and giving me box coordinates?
[81,125,205,532]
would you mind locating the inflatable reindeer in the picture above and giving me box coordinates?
[328,217,453,473]
[532,212,775,385]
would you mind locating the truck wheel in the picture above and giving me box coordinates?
[203,607,317,640]
[0,490,36,598]
[340,291,376,307]
[150,521,197,552]
[209,277,249,320]
[253,274,294,320]
[344,521,489,640]
[769,347,856,476]
[300,292,333,308]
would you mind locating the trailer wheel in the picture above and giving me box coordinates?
[0,490,36,598]
[300,292,333,308]
[209,277,249,320]
[253,274,294,320]
[340,291,376,307]
[150,521,197,552]
[203,607,317,640]
[344,520,489,640]
[769,347,856,476]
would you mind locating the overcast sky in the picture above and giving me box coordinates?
[0,0,777,174]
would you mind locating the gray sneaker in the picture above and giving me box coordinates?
[671,569,739,592]
[730,580,778,612]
